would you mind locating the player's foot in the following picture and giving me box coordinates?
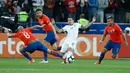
[61,61,68,64]
[28,59,35,64]
[40,60,48,64]
[61,61,66,64]
[94,62,101,64]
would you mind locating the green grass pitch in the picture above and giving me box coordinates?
[0,58,129,73]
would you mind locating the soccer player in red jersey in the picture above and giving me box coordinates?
[36,9,60,49]
[95,16,128,64]
[5,25,63,64]
[36,9,62,63]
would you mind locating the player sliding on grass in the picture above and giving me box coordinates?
[54,17,96,64]
[95,16,128,64]
[4,25,64,64]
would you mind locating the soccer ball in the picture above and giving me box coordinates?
[65,55,75,64]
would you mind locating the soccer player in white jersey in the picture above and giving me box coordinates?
[55,17,96,63]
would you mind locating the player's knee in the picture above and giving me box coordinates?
[102,49,108,53]
[19,49,25,53]
[47,49,51,54]
[68,48,72,51]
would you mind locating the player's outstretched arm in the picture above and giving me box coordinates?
[81,17,96,28]
[49,23,60,39]
[53,24,65,33]
[30,25,43,30]
[100,34,106,44]
[122,32,128,46]
[4,29,13,38]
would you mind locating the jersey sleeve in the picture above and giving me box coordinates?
[13,32,19,38]
[76,23,81,28]
[115,24,122,35]
[62,26,68,31]
[103,27,108,36]
[25,28,32,32]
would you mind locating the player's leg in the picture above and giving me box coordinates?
[52,43,61,51]
[20,45,36,64]
[60,42,69,58]
[95,40,112,64]
[45,31,61,51]
[96,49,108,64]
[37,41,63,59]
[60,42,75,64]
[111,42,121,59]
[40,52,48,64]
[20,47,33,61]
[65,41,75,59]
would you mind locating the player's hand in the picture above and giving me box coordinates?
[125,41,128,46]
[92,16,96,22]
[4,29,9,33]
[99,40,103,44]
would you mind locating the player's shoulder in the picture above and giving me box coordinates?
[43,14,49,19]
[74,23,80,25]
[114,23,121,28]
[73,23,81,26]
[64,25,69,27]
[25,27,32,31]
[114,23,119,26]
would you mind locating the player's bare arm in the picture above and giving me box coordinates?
[30,25,43,30]
[121,32,128,46]
[53,24,66,33]
[48,23,59,38]
[4,29,14,38]
[81,17,96,28]
[100,35,106,44]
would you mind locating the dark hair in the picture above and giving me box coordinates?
[80,14,85,18]
[36,9,42,12]
[68,16,74,20]
[107,16,114,20]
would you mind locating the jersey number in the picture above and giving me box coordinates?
[23,32,30,38]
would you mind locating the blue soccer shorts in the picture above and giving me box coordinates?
[23,41,48,53]
[104,40,121,55]
[44,31,57,45]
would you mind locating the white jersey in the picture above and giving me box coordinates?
[60,23,81,53]
[62,23,81,42]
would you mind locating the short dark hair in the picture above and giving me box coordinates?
[80,14,85,18]
[68,16,74,20]
[36,9,42,12]
[107,16,114,20]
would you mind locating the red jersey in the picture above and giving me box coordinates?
[37,14,53,32]
[104,23,122,43]
[13,28,36,46]
[65,0,77,13]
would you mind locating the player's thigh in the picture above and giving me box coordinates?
[69,42,76,52]
[60,43,69,53]
[22,43,37,53]
[104,40,113,51]
[44,31,56,44]
[37,41,48,52]
[112,43,121,56]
